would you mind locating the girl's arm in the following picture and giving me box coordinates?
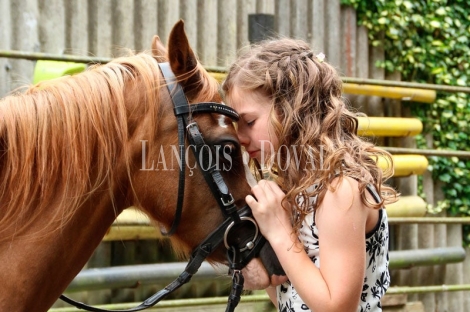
[265,287,277,306]
[247,177,369,312]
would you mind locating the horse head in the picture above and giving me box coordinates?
[130,20,286,289]
[0,19,283,312]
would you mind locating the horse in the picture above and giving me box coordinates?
[0,20,283,312]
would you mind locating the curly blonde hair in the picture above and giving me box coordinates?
[223,38,398,232]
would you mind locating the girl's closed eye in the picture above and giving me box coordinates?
[246,119,255,126]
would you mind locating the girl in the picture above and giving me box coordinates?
[222,38,398,312]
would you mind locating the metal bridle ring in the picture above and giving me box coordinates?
[223,216,259,252]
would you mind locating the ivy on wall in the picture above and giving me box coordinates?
[341,0,470,244]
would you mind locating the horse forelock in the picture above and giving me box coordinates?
[0,53,163,241]
[192,63,221,103]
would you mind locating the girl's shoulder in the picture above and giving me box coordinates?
[323,176,365,207]
[316,176,368,216]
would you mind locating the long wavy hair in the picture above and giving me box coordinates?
[223,38,398,233]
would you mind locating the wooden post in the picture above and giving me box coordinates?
[64,0,89,55]
[383,70,401,296]
[157,0,180,47]
[274,0,290,37]
[236,0,256,49]
[0,0,12,97]
[256,0,274,13]
[354,25,369,113]
[134,0,158,53]
[10,0,39,90]
[324,0,340,69]
[396,105,420,301]
[310,0,325,53]
[366,30,385,148]
[340,4,358,110]
[433,183,448,310]
[197,0,217,66]
[464,247,470,311]
[290,0,308,40]
[87,0,112,57]
[446,223,464,312]
[217,0,237,67]
[340,5,356,78]
[416,132,436,311]
[38,0,65,54]
[179,0,198,50]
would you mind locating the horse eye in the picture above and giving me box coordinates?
[222,142,236,155]
[217,141,238,156]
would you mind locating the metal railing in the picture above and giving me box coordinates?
[63,246,465,294]
[2,49,470,94]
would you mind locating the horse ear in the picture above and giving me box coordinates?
[167,20,198,78]
[151,35,167,57]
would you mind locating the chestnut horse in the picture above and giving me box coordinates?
[0,21,283,312]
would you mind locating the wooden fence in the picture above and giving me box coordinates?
[1,1,469,311]
[0,0,376,97]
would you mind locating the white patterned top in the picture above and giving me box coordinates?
[276,185,390,312]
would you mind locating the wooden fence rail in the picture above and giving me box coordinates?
[0,52,442,102]
[3,49,470,93]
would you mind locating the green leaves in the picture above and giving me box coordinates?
[429,20,442,28]
[342,0,470,244]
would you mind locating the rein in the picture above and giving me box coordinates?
[59,63,265,312]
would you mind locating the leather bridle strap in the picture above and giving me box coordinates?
[59,205,256,312]
[158,62,240,234]
[158,64,188,236]
[59,63,258,312]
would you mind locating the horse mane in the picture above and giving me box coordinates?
[0,52,165,241]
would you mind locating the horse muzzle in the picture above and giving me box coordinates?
[223,205,286,289]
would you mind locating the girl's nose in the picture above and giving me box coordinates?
[237,131,249,147]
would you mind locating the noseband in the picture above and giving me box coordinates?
[60,63,266,312]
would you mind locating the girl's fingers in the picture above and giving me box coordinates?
[257,180,285,200]
[248,180,287,216]
[251,182,268,201]
[245,194,258,209]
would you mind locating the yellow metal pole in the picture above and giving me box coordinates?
[343,83,436,103]
[357,117,422,137]
[210,72,436,103]
[210,72,226,83]
[104,226,161,241]
[105,208,161,241]
[377,155,428,177]
[386,196,427,217]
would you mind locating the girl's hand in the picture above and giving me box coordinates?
[245,180,293,243]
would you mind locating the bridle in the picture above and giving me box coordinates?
[59,63,266,312]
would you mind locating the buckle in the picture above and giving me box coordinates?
[221,194,235,206]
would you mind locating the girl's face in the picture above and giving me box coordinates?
[227,86,279,164]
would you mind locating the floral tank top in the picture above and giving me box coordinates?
[276,184,390,312]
